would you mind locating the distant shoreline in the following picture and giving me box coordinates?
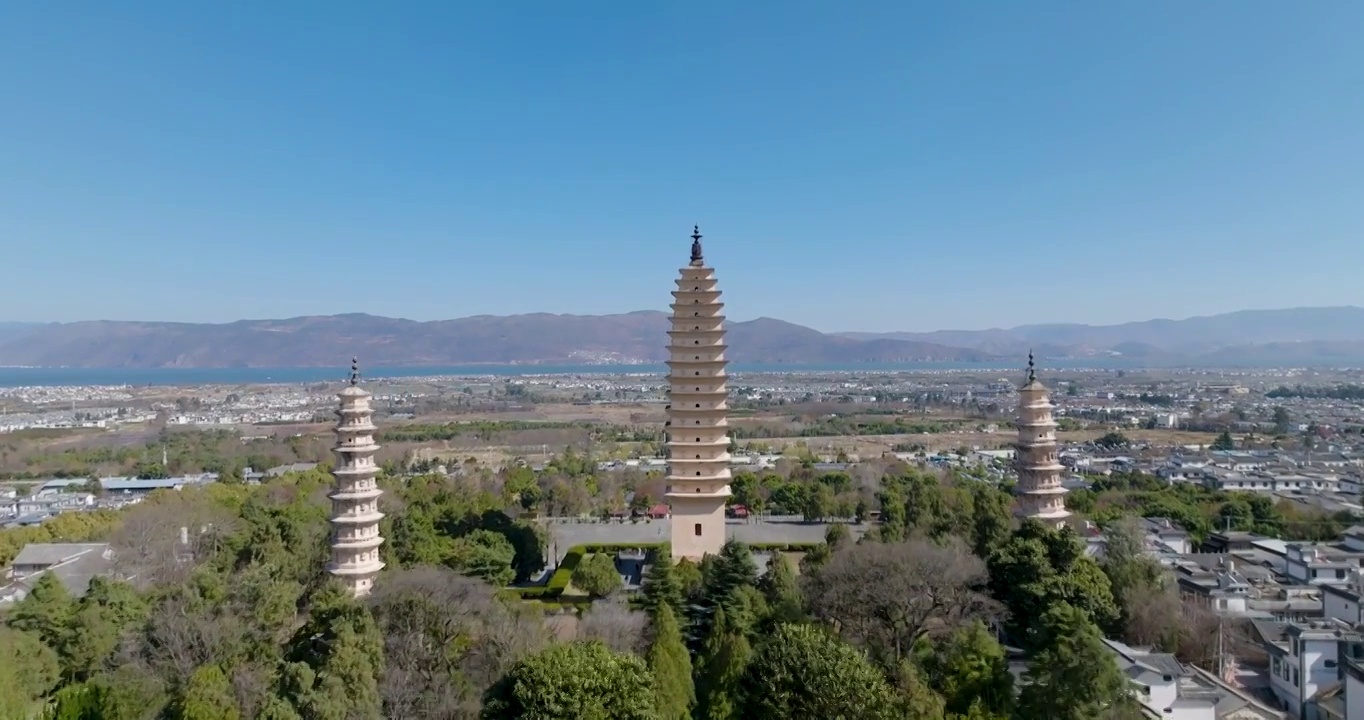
[2,358,1362,389]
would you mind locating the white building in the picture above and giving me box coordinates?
[1263,619,1364,717]
[1104,638,1282,719]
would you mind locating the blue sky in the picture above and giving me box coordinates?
[2,2,1362,332]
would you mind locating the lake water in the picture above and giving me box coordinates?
[0,359,1157,388]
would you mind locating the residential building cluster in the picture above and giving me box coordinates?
[1089,513,1364,717]
[0,474,221,528]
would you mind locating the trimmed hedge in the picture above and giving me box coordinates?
[748,542,823,552]
[545,546,586,594]
[577,542,665,554]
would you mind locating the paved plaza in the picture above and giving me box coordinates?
[544,517,871,562]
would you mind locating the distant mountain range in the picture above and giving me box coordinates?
[1,307,1363,368]
[837,306,1364,365]
[0,322,40,346]
[0,313,990,368]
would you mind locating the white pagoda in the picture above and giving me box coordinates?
[327,358,386,597]
[665,226,732,561]
[1014,352,1070,527]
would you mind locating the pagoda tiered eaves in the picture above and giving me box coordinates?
[1012,353,1071,527]
[666,226,733,561]
[326,359,386,596]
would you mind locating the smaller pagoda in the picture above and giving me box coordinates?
[327,358,386,597]
[1013,352,1070,527]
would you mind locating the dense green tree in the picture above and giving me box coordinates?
[61,577,148,681]
[134,461,171,480]
[673,558,703,599]
[900,473,955,537]
[256,698,304,720]
[923,621,1013,716]
[797,542,831,573]
[43,669,166,720]
[739,623,904,720]
[1094,432,1130,449]
[695,541,759,637]
[1211,431,1236,451]
[895,662,947,719]
[756,553,803,625]
[281,584,385,720]
[801,482,834,521]
[385,474,545,583]
[178,665,240,720]
[44,683,103,720]
[1273,406,1293,434]
[573,553,624,598]
[9,572,74,650]
[969,485,1013,559]
[0,627,60,720]
[988,522,1119,647]
[448,529,517,586]
[1015,603,1137,720]
[481,641,657,720]
[640,547,685,620]
[876,484,908,541]
[646,604,694,720]
[694,609,750,720]
[823,522,849,550]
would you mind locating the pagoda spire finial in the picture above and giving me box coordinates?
[349,357,360,386]
[1026,350,1036,384]
[690,225,703,263]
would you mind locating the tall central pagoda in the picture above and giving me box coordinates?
[664,226,732,560]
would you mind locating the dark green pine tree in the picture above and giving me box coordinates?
[646,604,694,720]
[924,621,1013,717]
[9,572,73,651]
[1015,603,1138,720]
[694,541,758,641]
[279,583,385,720]
[178,665,240,720]
[694,608,751,720]
[481,641,657,720]
[640,545,685,620]
[738,623,904,720]
[756,553,803,626]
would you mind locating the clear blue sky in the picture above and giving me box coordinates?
[3,2,1362,332]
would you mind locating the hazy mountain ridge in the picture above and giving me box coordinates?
[0,312,990,368]
[838,307,1364,363]
[0,322,41,347]
[5,307,1364,368]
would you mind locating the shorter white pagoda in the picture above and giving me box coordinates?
[1013,352,1070,527]
[326,358,386,597]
